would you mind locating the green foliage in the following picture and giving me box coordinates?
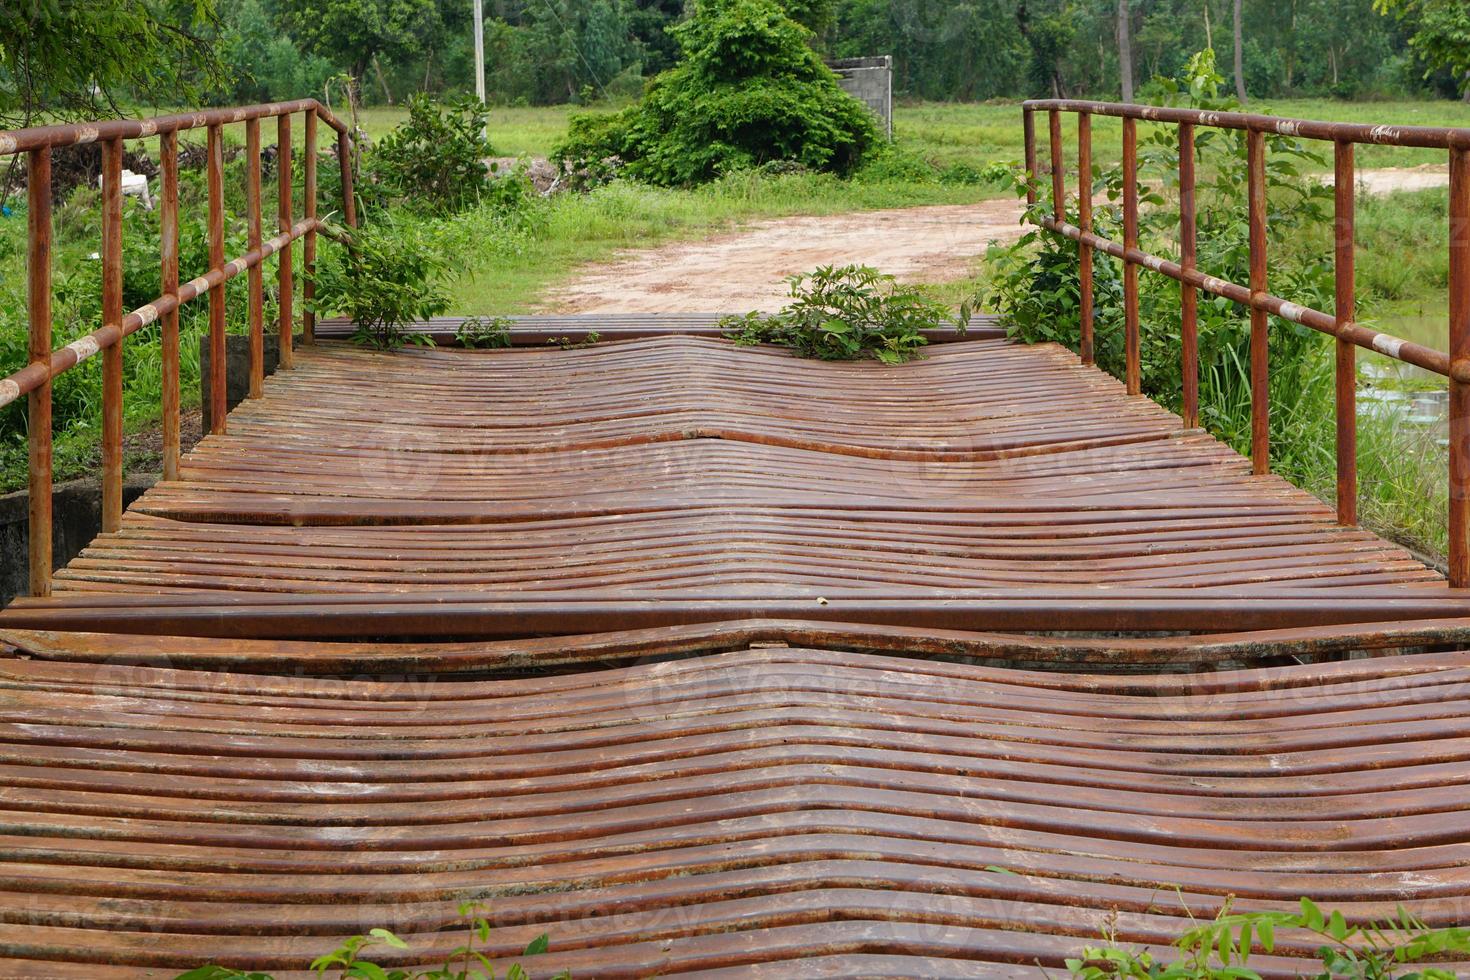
[1070,898,1470,979]
[555,0,880,187]
[985,51,1336,473]
[176,903,569,980]
[721,264,971,364]
[311,216,451,350]
[366,95,496,213]
[213,0,337,104]
[1375,0,1470,97]
[0,0,221,129]
[456,316,514,349]
[274,0,440,81]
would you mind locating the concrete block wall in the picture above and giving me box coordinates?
[828,56,894,140]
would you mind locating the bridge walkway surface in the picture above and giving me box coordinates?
[3,324,1470,977]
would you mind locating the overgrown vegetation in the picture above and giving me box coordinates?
[1071,898,1470,979]
[984,51,1451,561]
[556,0,879,187]
[364,95,496,213]
[177,902,569,980]
[722,264,971,363]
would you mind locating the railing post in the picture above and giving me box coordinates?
[26,147,52,598]
[303,108,318,345]
[1335,140,1358,527]
[1048,109,1064,224]
[207,124,227,434]
[1078,112,1094,366]
[338,127,358,229]
[100,137,123,533]
[160,131,180,483]
[246,118,264,399]
[1122,115,1141,395]
[1247,128,1270,475]
[1450,146,1470,588]
[1022,108,1038,208]
[278,112,294,369]
[1180,123,1199,430]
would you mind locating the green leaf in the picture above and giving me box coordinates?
[523,934,550,957]
[371,930,410,951]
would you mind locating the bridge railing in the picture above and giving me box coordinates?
[1022,100,1470,587]
[0,100,358,598]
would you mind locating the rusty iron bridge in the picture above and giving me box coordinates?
[2,100,1470,977]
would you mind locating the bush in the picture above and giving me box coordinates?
[310,216,452,350]
[555,0,879,187]
[721,264,971,364]
[365,96,496,214]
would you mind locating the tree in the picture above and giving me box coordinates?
[1375,0,1470,100]
[556,0,879,186]
[1232,0,1246,101]
[274,0,441,105]
[0,0,221,131]
[1118,0,1135,99]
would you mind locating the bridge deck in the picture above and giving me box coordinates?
[0,333,1459,644]
[3,328,1470,976]
[0,630,1467,977]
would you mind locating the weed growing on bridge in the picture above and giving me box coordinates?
[313,216,449,350]
[1070,898,1470,979]
[176,902,569,980]
[456,316,515,349]
[722,264,973,363]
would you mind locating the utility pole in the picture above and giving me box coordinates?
[473,0,487,140]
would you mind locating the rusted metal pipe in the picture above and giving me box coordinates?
[1247,130,1270,476]
[1334,141,1357,527]
[1024,99,1470,150]
[278,113,294,369]
[245,118,264,399]
[100,137,123,534]
[337,129,358,229]
[1077,113,1094,366]
[207,124,227,435]
[26,147,51,599]
[160,131,180,483]
[1450,147,1470,588]
[1022,109,1037,208]
[0,100,349,156]
[1179,123,1198,430]
[1122,116,1141,395]
[303,109,318,345]
[1048,109,1064,224]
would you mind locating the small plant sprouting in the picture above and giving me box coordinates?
[457,317,516,350]
[548,331,601,350]
[719,264,974,364]
[1067,897,1470,980]
[174,902,569,980]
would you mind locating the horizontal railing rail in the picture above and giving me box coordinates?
[1021,99,1470,587]
[2,99,359,598]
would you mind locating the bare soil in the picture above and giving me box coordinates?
[548,201,1027,315]
[545,167,1447,316]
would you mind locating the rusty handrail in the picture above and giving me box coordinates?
[1,99,358,598]
[1023,99,1470,587]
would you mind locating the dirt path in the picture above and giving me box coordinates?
[548,200,1026,314]
[546,168,1445,315]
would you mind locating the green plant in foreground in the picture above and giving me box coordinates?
[1070,899,1470,980]
[721,264,973,364]
[311,217,451,351]
[176,903,569,980]
[456,316,516,349]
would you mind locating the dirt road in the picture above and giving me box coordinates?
[546,168,1445,315]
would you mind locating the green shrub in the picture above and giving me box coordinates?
[721,264,972,364]
[457,316,515,349]
[310,216,451,350]
[984,50,1336,475]
[555,0,879,187]
[1071,897,1470,979]
[366,96,496,214]
[177,902,569,980]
